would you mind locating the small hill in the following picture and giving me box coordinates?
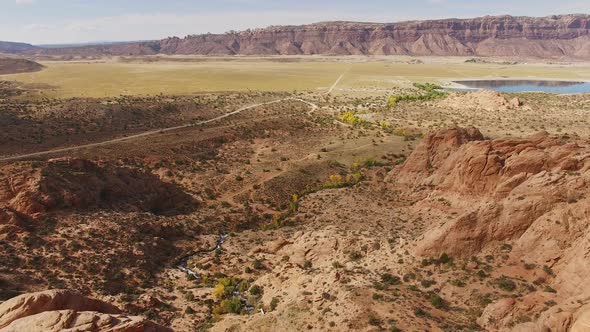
[439,90,525,111]
[0,58,44,75]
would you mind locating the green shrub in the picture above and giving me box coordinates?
[543,265,555,276]
[439,253,452,264]
[414,307,427,317]
[220,297,242,314]
[270,297,279,311]
[420,279,435,288]
[212,277,238,299]
[544,285,557,293]
[381,273,401,285]
[253,260,264,270]
[430,294,446,309]
[368,316,382,326]
[497,277,517,292]
[249,285,263,296]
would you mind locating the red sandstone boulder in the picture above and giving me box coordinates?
[0,289,171,331]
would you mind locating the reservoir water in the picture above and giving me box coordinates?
[453,80,590,94]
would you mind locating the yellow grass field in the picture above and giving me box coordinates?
[3,56,590,98]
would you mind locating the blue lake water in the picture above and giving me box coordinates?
[453,80,590,94]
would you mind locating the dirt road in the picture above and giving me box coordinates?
[0,98,319,162]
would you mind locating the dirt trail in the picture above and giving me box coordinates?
[326,73,345,95]
[220,148,317,207]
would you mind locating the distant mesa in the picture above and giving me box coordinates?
[2,14,589,59]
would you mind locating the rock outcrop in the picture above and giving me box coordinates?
[392,127,590,331]
[20,15,590,59]
[0,289,170,331]
[572,307,590,332]
[395,128,589,256]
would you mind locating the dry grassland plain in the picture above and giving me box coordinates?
[3,56,590,98]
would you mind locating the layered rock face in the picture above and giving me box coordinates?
[28,15,590,59]
[0,289,170,331]
[392,127,590,331]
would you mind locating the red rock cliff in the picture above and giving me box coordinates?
[29,15,590,59]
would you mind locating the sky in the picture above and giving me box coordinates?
[1,0,589,45]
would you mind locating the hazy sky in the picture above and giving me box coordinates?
[2,0,589,44]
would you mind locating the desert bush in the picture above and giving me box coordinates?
[214,297,242,315]
[381,273,401,285]
[270,297,279,311]
[496,277,517,292]
[388,82,446,109]
[430,294,446,309]
[249,285,263,296]
[340,111,365,125]
[368,316,382,326]
[439,253,452,264]
[421,279,435,288]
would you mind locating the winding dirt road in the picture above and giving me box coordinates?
[0,97,319,162]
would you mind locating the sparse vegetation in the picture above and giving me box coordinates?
[340,111,365,126]
[3,52,590,332]
[388,83,447,109]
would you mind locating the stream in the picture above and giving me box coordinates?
[175,234,256,314]
[176,234,229,279]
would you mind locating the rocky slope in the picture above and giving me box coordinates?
[0,158,202,307]
[1,158,197,218]
[0,289,170,331]
[391,127,590,331]
[24,14,590,59]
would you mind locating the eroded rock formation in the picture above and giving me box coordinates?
[391,127,590,331]
[0,289,170,332]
